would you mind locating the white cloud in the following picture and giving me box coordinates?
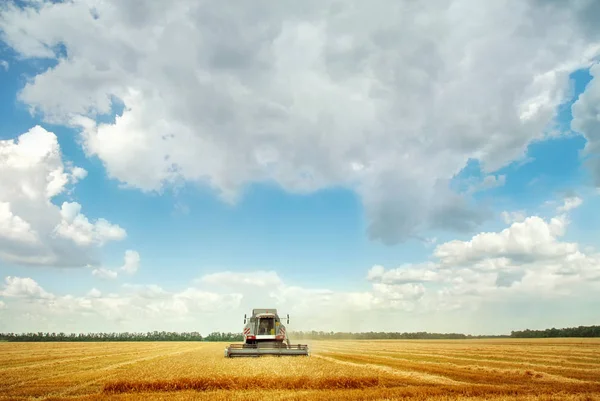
[434,215,576,265]
[0,125,78,200]
[0,277,243,332]
[70,166,88,183]
[0,202,38,243]
[2,1,599,243]
[368,203,600,315]
[120,250,140,274]
[0,126,127,267]
[198,270,431,320]
[0,60,8,71]
[199,270,283,288]
[0,276,54,299]
[368,263,445,285]
[557,196,583,213]
[0,271,432,332]
[54,202,126,246]
[91,267,117,280]
[0,300,5,309]
[90,250,140,279]
[501,210,527,224]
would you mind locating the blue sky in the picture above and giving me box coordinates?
[0,0,599,335]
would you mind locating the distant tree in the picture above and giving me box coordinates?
[203,332,244,342]
[0,331,204,342]
[510,325,600,338]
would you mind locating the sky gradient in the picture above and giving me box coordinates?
[0,0,599,335]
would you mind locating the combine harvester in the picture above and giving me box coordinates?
[224,308,309,357]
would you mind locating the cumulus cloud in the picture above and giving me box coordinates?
[199,270,283,288]
[557,196,583,213]
[0,202,38,243]
[367,263,445,285]
[2,0,599,243]
[0,60,8,71]
[0,269,434,332]
[0,277,243,332]
[91,268,118,280]
[120,250,140,274]
[501,210,527,224]
[90,250,140,280]
[434,215,575,265]
[54,202,126,246]
[197,268,430,318]
[0,126,127,267]
[368,203,600,314]
[0,276,54,299]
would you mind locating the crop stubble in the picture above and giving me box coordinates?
[0,339,599,400]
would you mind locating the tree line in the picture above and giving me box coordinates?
[289,325,600,340]
[0,331,243,342]
[288,331,508,340]
[510,325,600,338]
[0,325,597,342]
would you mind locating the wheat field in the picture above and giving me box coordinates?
[1,339,599,400]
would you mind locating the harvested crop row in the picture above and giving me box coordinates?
[317,344,600,368]
[104,376,381,393]
[348,350,600,382]
[322,351,600,393]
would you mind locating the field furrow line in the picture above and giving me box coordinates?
[0,349,181,392]
[366,353,595,384]
[0,343,151,357]
[45,345,206,398]
[316,345,600,366]
[312,354,465,386]
[0,345,177,373]
[3,346,204,398]
[333,348,600,372]
[320,351,599,387]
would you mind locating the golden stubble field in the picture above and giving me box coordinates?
[1,339,599,400]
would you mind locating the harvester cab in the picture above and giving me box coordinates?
[224,308,309,357]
